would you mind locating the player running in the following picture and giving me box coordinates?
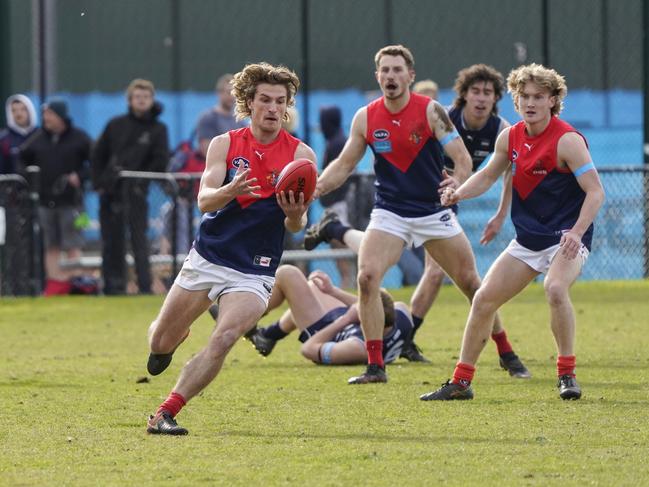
[145,62,315,435]
[314,45,525,384]
[421,63,604,401]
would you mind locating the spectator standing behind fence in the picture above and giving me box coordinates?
[91,79,169,295]
[1,95,37,174]
[19,98,92,296]
[0,95,38,296]
[317,106,354,288]
[196,74,246,158]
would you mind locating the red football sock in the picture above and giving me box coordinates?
[557,355,576,377]
[366,340,384,368]
[156,391,187,418]
[452,362,476,387]
[491,330,513,355]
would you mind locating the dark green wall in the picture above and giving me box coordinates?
[2,0,644,94]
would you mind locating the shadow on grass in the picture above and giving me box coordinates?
[214,428,526,445]
[0,379,85,388]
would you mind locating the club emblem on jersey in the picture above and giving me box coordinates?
[267,170,279,186]
[373,129,390,140]
[532,160,547,175]
[409,131,421,145]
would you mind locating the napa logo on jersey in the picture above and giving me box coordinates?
[228,156,251,179]
[372,129,392,153]
[373,129,390,140]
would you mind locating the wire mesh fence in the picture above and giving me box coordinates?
[1,166,645,296]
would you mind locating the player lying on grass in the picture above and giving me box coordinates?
[245,264,413,365]
[303,210,530,378]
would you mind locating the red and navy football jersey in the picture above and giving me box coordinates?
[194,127,301,276]
[365,93,447,217]
[508,116,593,251]
[445,106,505,172]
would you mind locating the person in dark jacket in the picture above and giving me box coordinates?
[19,98,92,296]
[0,94,38,295]
[91,79,169,295]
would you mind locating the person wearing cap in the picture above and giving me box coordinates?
[19,97,93,296]
[91,78,169,295]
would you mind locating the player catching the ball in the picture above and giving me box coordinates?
[145,62,316,435]
[315,45,524,384]
[421,64,605,401]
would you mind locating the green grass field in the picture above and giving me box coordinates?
[1,280,648,486]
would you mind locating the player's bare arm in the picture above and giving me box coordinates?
[197,134,261,213]
[277,142,317,233]
[557,131,605,258]
[480,117,513,244]
[308,270,358,306]
[441,127,512,207]
[301,306,365,364]
[428,101,472,186]
[314,108,368,199]
[480,165,513,245]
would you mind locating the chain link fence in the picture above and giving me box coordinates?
[3,166,644,296]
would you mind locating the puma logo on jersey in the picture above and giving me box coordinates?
[524,143,534,152]
[392,119,401,126]
[254,150,264,159]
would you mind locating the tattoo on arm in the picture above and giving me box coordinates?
[434,103,454,134]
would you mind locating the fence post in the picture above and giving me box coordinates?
[644,0,649,277]
[25,165,43,296]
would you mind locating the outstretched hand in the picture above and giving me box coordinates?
[230,165,261,198]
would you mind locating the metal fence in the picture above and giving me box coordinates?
[0,167,646,296]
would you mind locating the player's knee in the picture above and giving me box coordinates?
[207,327,240,358]
[544,279,569,307]
[472,287,499,314]
[458,271,482,300]
[149,320,173,353]
[423,265,445,285]
[357,268,381,295]
[276,264,301,282]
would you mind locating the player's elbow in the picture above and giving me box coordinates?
[301,342,320,363]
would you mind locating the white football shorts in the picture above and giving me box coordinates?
[175,248,275,306]
[366,208,463,248]
[505,239,590,274]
